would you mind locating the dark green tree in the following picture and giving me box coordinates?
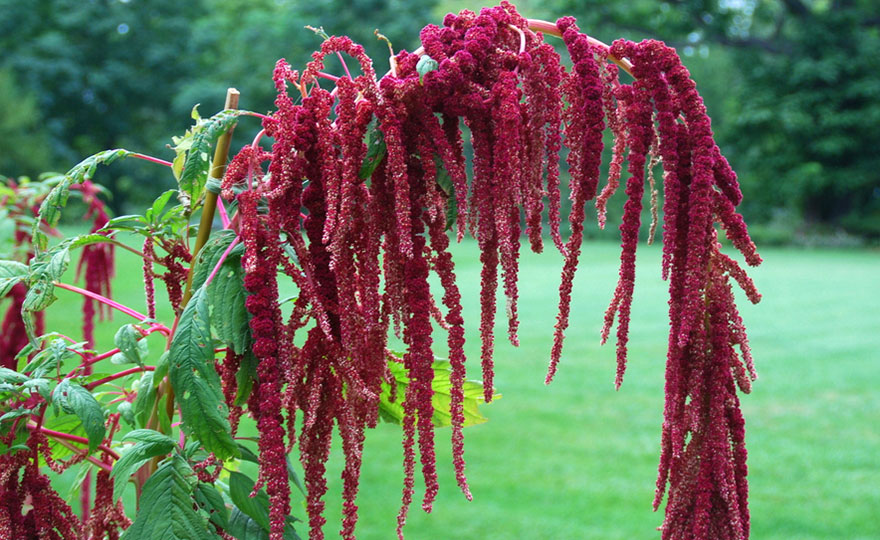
[532,0,880,238]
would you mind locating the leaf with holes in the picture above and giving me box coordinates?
[53,378,106,452]
[120,453,221,540]
[168,286,237,460]
[110,429,176,502]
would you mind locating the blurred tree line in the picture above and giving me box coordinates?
[1,0,878,240]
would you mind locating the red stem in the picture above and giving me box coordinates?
[28,424,121,461]
[54,281,170,334]
[130,153,173,168]
[84,366,155,391]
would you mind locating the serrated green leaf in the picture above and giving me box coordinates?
[41,411,86,460]
[0,260,28,297]
[146,190,177,224]
[358,118,386,180]
[416,54,439,83]
[227,471,301,539]
[117,401,135,427]
[54,378,106,451]
[153,351,170,386]
[178,110,242,212]
[34,149,130,249]
[0,367,28,384]
[234,351,257,407]
[0,408,33,423]
[110,429,176,502]
[195,483,229,530]
[102,215,149,232]
[121,454,221,540]
[23,338,76,379]
[228,472,272,532]
[132,371,156,428]
[168,287,237,460]
[378,358,495,428]
[114,324,147,366]
[228,508,268,540]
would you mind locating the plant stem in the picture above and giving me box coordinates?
[181,88,240,308]
[203,236,240,289]
[84,366,155,390]
[54,282,170,335]
[524,18,634,76]
[29,424,121,461]
[130,153,173,168]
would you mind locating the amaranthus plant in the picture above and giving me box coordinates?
[0,3,761,540]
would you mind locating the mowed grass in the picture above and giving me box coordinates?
[41,236,880,539]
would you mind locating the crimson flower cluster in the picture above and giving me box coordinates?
[224,2,761,539]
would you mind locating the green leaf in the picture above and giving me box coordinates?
[102,214,149,233]
[146,189,178,224]
[41,412,86,461]
[121,454,221,540]
[178,110,242,212]
[358,118,386,180]
[229,471,271,531]
[228,508,268,540]
[434,156,458,230]
[117,401,135,427]
[111,429,176,502]
[168,287,237,460]
[114,324,148,366]
[208,254,251,355]
[23,338,77,379]
[378,358,495,428]
[416,54,439,83]
[33,149,130,250]
[227,472,300,539]
[234,351,258,407]
[132,371,156,428]
[53,378,106,452]
[195,483,229,530]
[0,367,29,385]
[0,260,28,297]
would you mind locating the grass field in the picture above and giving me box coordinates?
[40,236,880,539]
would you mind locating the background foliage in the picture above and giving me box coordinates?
[1,0,878,240]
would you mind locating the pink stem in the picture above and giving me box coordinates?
[317,71,341,83]
[203,236,240,289]
[30,424,121,461]
[85,366,155,391]
[218,197,231,228]
[243,111,274,122]
[130,153,173,168]
[247,130,266,190]
[337,52,353,80]
[54,282,170,334]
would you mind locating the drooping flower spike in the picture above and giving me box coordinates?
[223,4,761,539]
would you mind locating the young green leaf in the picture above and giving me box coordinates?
[228,471,271,531]
[194,483,229,530]
[132,371,156,428]
[113,324,148,366]
[416,54,439,83]
[378,358,495,427]
[110,429,176,502]
[120,454,221,540]
[358,118,386,180]
[168,286,238,460]
[178,110,242,212]
[33,149,130,250]
[53,378,106,451]
[227,472,301,539]
[0,260,28,297]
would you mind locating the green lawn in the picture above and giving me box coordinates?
[42,237,880,539]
